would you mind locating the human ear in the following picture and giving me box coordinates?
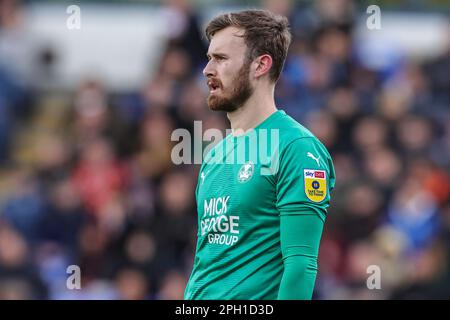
[254,54,273,78]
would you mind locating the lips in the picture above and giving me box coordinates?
[207,79,221,93]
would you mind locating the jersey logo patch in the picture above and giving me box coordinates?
[307,152,321,166]
[238,161,254,183]
[304,169,327,202]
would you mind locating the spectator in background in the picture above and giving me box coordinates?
[161,0,207,72]
[0,0,33,164]
[71,137,127,223]
[0,222,47,299]
[2,168,45,243]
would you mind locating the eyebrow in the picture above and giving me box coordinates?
[206,52,229,60]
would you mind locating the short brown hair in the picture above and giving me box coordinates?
[205,9,292,83]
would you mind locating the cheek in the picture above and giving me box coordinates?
[219,64,240,86]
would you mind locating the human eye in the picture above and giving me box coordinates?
[210,54,227,62]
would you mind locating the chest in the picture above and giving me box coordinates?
[196,161,277,219]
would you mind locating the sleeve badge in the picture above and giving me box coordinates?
[304,169,327,203]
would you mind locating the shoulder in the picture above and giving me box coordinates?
[273,112,335,184]
[274,111,330,159]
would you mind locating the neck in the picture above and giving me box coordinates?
[227,85,277,135]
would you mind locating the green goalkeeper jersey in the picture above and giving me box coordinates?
[184,110,335,300]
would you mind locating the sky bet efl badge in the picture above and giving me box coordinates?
[304,169,327,203]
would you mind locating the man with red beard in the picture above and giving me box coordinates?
[184,10,335,300]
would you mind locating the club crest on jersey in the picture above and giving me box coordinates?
[238,161,254,183]
[304,169,327,202]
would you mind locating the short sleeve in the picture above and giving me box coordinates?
[276,137,335,221]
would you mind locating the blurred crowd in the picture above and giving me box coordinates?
[1,0,450,299]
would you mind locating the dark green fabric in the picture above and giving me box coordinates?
[278,211,324,299]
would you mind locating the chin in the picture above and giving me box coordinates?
[207,95,222,110]
[207,96,237,112]
[207,101,224,111]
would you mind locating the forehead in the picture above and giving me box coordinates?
[208,26,247,55]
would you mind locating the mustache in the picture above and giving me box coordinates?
[207,78,222,88]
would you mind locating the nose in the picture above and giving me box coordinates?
[203,60,215,78]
